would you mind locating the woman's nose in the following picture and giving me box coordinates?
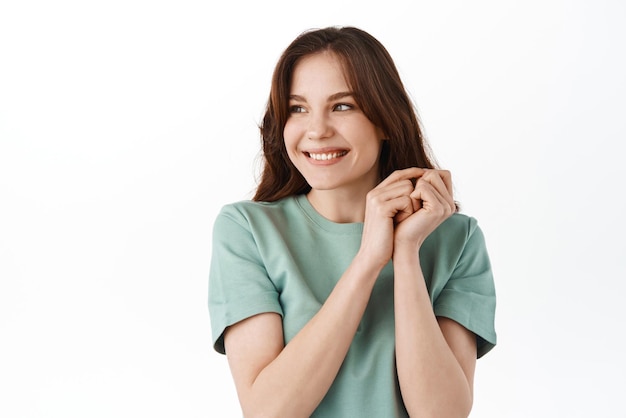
[306,112,333,140]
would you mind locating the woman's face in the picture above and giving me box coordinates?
[283,51,384,195]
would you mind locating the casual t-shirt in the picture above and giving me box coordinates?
[209,194,497,417]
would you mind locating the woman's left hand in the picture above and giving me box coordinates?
[393,169,456,249]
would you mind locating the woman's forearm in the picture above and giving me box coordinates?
[393,245,473,418]
[238,252,382,418]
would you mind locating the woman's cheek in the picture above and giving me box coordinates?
[283,120,302,153]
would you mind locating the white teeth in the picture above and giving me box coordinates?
[308,151,347,161]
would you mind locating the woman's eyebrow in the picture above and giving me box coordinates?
[327,91,354,101]
[288,92,355,102]
[289,94,306,102]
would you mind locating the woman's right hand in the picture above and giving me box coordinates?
[358,167,425,269]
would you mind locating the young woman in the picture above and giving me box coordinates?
[209,26,496,417]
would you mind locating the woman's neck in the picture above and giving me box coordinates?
[306,185,372,224]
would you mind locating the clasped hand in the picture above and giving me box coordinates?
[360,167,456,268]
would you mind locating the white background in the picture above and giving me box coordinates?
[1,0,625,417]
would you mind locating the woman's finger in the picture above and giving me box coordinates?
[376,167,425,188]
[412,170,455,212]
[367,180,417,221]
[368,179,415,206]
[391,195,415,224]
[411,178,453,216]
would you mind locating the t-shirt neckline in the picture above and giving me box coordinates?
[294,194,364,235]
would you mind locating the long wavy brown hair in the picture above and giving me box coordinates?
[253,26,439,202]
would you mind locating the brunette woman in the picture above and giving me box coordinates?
[209,26,496,417]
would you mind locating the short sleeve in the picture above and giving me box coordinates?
[208,206,283,354]
[433,220,497,358]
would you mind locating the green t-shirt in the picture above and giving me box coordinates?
[209,194,496,417]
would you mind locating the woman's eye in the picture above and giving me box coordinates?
[333,103,353,111]
[289,105,306,113]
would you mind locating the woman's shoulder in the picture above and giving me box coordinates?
[438,212,480,237]
[424,212,484,252]
[216,195,300,225]
[420,212,490,274]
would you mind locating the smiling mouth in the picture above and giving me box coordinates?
[305,150,348,161]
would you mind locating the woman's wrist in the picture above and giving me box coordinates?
[354,247,389,278]
[393,238,423,259]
